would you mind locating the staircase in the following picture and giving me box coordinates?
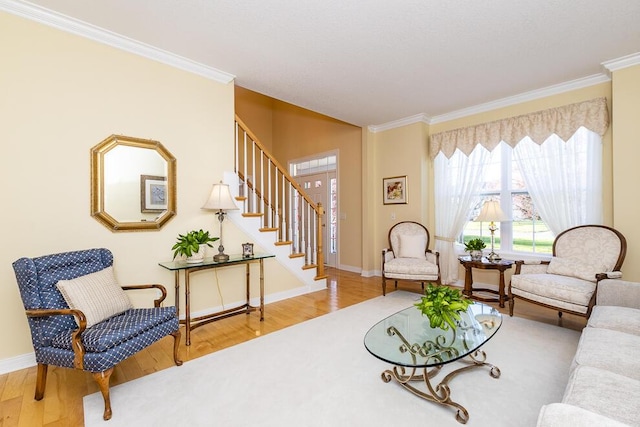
[224,115,328,290]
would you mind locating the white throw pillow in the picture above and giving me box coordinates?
[56,266,133,328]
[547,257,606,282]
[398,234,427,259]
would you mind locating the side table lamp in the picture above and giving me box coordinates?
[475,200,508,262]
[202,181,239,262]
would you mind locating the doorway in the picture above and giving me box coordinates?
[290,153,338,268]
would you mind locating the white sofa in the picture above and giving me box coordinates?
[536,279,640,426]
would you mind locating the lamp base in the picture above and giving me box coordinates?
[213,253,229,262]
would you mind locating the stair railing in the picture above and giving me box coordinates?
[234,115,326,280]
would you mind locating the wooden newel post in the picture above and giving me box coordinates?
[315,203,326,280]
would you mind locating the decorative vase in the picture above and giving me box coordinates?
[186,244,206,263]
[470,250,483,261]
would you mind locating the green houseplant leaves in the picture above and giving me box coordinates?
[415,283,473,330]
[172,229,219,259]
[464,238,487,252]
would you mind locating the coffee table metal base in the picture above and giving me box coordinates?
[380,350,501,424]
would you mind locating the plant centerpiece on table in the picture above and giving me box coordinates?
[172,229,219,263]
[415,283,473,331]
[464,238,486,261]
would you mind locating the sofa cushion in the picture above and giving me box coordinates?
[563,365,640,426]
[511,273,596,308]
[588,305,640,336]
[537,403,630,427]
[571,327,640,381]
[56,266,132,328]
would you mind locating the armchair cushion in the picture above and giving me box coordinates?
[56,266,132,328]
[511,273,596,309]
[384,258,439,277]
[547,257,606,282]
[397,234,427,259]
[50,307,178,353]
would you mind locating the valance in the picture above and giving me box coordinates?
[430,97,609,159]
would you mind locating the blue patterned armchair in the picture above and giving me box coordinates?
[12,248,182,421]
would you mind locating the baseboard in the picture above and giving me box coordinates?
[0,352,36,375]
[336,264,361,274]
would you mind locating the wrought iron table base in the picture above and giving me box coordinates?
[381,350,501,424]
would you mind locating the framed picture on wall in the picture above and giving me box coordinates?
[141,175,167,212]
[383,175,408,205]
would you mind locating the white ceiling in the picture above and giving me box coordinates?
[10,0,640,127]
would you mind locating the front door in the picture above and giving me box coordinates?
[296,171,337,268]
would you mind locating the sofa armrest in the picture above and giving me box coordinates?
[122,283,168,307]
[597,279,640,309]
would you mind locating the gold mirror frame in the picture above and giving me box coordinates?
[91,134,177,232]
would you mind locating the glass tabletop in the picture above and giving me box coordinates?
[158,253,275,270]
[364,302,502,368]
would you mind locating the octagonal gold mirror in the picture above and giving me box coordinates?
[91,134,176,231]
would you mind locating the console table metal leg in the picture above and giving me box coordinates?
[185,270,191,346]
[259,259,265,321]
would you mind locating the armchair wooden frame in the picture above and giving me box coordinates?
[381,221,441,296]
[508,224,627,320]
[27,283,182,421]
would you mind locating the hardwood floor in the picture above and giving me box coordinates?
[0,268,585,426]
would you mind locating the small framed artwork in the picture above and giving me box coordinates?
[140,175,168,213]
[383,175,408,205]
[242,242,254,257]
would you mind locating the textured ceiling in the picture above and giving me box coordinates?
[16,0,640,127]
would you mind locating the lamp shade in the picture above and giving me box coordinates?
[475,200,507,222]
[201,182,239,211]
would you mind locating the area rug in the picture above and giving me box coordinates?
[84,291,580,426]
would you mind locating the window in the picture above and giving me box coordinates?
[459,127,602,256]
[460,142,554,255]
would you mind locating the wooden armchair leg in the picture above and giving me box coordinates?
[34,363,48,400]
[508,294,515,316]
[93,367,114,421]
[382,277,387,296]
[171,330,183,366]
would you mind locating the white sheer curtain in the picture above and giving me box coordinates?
[513,127,603,235]
[434,145,490,284]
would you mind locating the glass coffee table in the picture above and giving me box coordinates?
[364,302,502,424]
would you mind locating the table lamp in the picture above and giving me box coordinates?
[202,182,239,261]
[475,200,507,262]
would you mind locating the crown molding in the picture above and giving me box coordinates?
[429,73,610,124]
[0,0,235,84]
[368,113,430,133]
[602,52,640,72]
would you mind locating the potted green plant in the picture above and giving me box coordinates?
[172,229,219,263]
[464,238,486,261]
[415,283,473,331]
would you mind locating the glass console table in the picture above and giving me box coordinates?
[159,253,275,345]
[364,302,502,424]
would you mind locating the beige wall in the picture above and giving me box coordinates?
[611,65,640,280]
[366,122,432,274]
[363,83,624,284]
[1,12,301,364]
[235,89,363,271]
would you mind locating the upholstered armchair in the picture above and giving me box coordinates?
[381,221,441,296]
[508,225,626,319]
[12,248,182,421]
